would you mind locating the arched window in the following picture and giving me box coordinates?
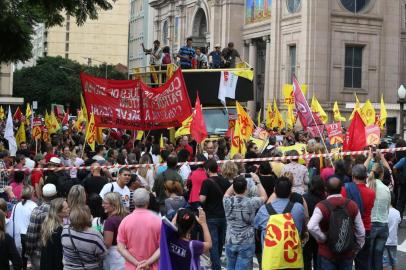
[340,0,370,13]
[286,0,301,13]
[162,20,168,45]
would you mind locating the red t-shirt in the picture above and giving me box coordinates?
[31,170,43,187]
[176,144,194,161]
[341,183,375,231]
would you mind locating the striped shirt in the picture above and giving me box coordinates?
[178,46,195,68]
[61,226,107,270]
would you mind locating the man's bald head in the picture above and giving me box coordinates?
[326,177,342,195]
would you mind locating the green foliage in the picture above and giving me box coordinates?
[13,56,127,113]
[0,0,113,63]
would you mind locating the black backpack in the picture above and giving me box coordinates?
[322,199,355,254]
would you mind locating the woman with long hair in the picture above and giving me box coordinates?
[62,206,107,270]
[102,192,128,270]
[0,210,22,270]
[137,154,155,190]
[164,180,186,219]
[9,185,37,269]
[67,184,87,210]
[40,198,70,270]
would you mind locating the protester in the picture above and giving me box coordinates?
[177,38,196,69]
[308,176,365,270]
[383,193,401,270]
[199,159,231,270]
[117,188,161,270]
[40,198,70,270]
[187,154,208,210]
[195,48,208,69]
[0,210,22,270]
[82,162,109,196]
[99,167,131,209]
[102,192,128,270]
[10,171,25,200]
[221,42,241,68]
[164,180,186,219]
[223,175,267,270]
[67,184,87,210]
[61,206,107,269]
[281,150,309,195]
[209,45,224,68]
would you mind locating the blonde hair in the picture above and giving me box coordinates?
[67,185,86,210]
[164,180,183,196]
[137,155,151,179]
[368,163,384,192]
[21,185,34,205]
[103,192,128,218]
[41,198,66,246]
[282,172,294,183]
[69,206,92,231]
[221,161,238,180]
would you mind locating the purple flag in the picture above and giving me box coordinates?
[292,75,322,128]
[158,220,174,270]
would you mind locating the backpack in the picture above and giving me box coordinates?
[344,182,364,215]
[321,199,355,254]
[262,202,303,270]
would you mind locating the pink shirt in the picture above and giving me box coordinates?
[188,168,208,203]
[320,167,335,182]
[117,208,161,270]
[10,182,23,200]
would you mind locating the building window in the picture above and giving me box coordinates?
[65,53,69,59]
[66,33,69,42]
[287,0,301,13]
[162,20,169,45]
[340,0,370,13]
[289,45,296,82]
[344,45,363,88]
[65,43,69,52]
[66,21,70,31]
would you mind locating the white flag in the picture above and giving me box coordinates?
[218,71,238,106]
[4,106,17,156]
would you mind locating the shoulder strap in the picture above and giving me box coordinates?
[12,203,17,238]
[68,228,87,270]
[207,178,223,195]
[110,183,114,193]
[321,199,334,212]
[265,203,277,216]
[282,201,295,214]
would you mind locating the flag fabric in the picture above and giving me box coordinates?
[349,93,361,121]
[333,101,346,122]
[31,118,42,141]
[365,125,381,146]
[5,107,17,156]
[282,84,308,107]
[61,113,69,126]
[271,99,285,130]
[311,95,328,124]
[236,101,254,141]
[42,127,49,143]
[230,116,247,158]
[190,95,208,143]
[81,94,88,121]
[16,122,26,146]
[85,113,96,151]
[160,134,165,150]
[136,130,144,141]
[96,128,104,145]
[175,115,193,138]
[133,67,142,80]
[48,111,60,134]
[326,122,344,144]
[232,63,254,81]
[361,99,376,126]
[75,109,86,130]
[292,75,322,128]
[0,106,4,120]
[265,103,273,129]
[379,95,387,129]
[25,103,32,125]
[286,105,296,129]
[218,71,238,106]
[150,65,159,84]
[343,111,367,151]
[166,64,175,79]
[13,106,23,122]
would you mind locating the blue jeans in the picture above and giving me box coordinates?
[369,222,389,270]
[355,230,370,270]
[318,256,353,270]
[207,218,226,270]
[225,243,255,270]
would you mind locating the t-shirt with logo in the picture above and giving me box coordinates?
[99,182,130,208]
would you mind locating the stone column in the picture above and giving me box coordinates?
[263,35,271,106]
[247,39,257,118]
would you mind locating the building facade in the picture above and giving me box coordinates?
[0,63,24,105]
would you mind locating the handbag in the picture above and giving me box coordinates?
[67,227,87,270]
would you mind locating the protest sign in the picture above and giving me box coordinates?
[365,124,381,146]
[326,122,344,144]
[81,68,192,130]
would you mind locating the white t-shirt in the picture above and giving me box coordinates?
[386,207,401,246]
[178,164,191,181]
[99,182,131,208]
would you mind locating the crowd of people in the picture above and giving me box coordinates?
[0,126,405,270]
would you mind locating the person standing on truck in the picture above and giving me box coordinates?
[177,37,196,69]
[142,40,162,66]
[195,48,208,69]
[222,42,242,68]
[209,45,224,68]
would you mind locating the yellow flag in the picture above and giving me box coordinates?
[48,111,60,134]
[0,106,4,120]
[133,67,142,80]
[25,103,32,125]
[81,94,88,121]
[311,95,328,124]
[16,122,26,146]
[349,93,361,120]
[236,101,254,141]
[271,99,285,130]
[379,95,387,129]
[286,105,296,129]
[233,63,254,81]
[265,103,273,129]
[282,84,308,107]
[257,109,261,127]
[160,134,165,150]
[150,65,159,84]
[96,128,104,145]
[85,113,96,151]
[175,115,193,138]
[333,101,346,122]
[166,64,175,79]
[75,109,86,130]
[230,117,247,158]
[136,130,144,141]
[361,99,376,125]
[44,110,51,130]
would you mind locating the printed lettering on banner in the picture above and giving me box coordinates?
[326,122,344,144]
[365,125,381,146]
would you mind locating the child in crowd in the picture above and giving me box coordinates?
[383,193,401,270]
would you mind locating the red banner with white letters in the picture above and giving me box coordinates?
[81,68,192,130]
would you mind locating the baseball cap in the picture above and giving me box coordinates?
[42,184,57,197]
[49,157,61,165]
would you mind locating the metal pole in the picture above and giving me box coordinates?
[401,101,405,139]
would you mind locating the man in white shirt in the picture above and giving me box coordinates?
[99,167,131,208]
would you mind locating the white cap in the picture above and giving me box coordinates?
[49,157,61,165]
[42,184,57,197]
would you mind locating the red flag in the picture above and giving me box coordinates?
[190,94,207,143]
[61,113,69,126]
[292,75,322,128]
[343,111,367,151]
[13,106,23,122]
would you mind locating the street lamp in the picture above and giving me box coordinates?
[397,84,406,138]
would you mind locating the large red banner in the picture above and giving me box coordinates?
[80,68,192,130]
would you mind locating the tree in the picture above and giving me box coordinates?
[0,0,113,63]
[13,56,127,113]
